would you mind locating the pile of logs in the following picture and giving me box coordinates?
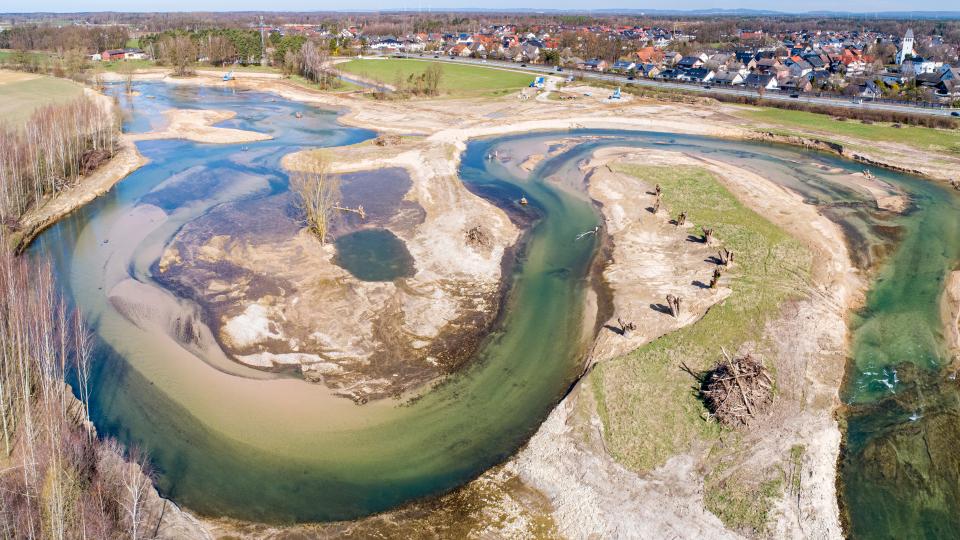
[374,135,402,146]
[701,352,773,426]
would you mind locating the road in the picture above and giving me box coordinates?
[393,53,959,118]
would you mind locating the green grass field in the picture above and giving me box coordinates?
[587,164,811,532]
[0,73,84,126]
[338,58,534,97]
[590,165,810,471]
[740,107,960,156]
[97,59,157,72]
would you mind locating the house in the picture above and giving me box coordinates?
[713,70,745,85]
[580,58,609,72]
[743,73,779,90]
[448,44,471,57]
[655,68,680,80]
[662,51,683,66]
[684,68,715,82]
[635,46,662,64]
[520,43,540,61]
[637,63,661,78]
[780,77,813,93]
[859,80,883,99]
[677,56,703,69]
[611,60,636,72]
[123,48,148,60]
[100,49,126,61]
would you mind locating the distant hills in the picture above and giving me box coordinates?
[1,8,959,19]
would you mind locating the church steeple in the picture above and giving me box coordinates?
[896,29,915,65]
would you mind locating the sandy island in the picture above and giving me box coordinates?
[128,109,274,145]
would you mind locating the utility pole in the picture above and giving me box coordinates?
[259,15,267,66]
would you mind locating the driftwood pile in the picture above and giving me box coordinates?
[701,352,773,426]
[374,135,402,146]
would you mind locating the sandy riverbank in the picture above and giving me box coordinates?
[129,109,273,144]
[12,87,148,252]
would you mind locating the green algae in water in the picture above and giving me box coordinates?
[334,228,415,281]
[839,173,960,539]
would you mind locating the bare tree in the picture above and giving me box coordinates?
[117,445,152,540]
[202,34,235,67]
[291,154,340,244]
[0,95,119,224]
[424,63,443,96]
[118,61,136,94]
[158,35,196,77]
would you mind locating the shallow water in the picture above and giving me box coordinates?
[29,82,960,530]
[334,228,416,281]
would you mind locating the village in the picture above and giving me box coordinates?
[3,13,959,104]
[271,21,960,102]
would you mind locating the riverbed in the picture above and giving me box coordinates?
[30,82,960,534]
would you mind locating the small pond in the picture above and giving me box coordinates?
[334,228,416,281]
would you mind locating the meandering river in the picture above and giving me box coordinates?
[30,82,960,534]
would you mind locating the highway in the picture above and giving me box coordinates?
[392,53,960,118]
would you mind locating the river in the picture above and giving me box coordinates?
[29,82,960,535]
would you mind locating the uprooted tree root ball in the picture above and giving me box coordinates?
[701,353,774,426]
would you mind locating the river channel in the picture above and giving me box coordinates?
[31,82,960,534]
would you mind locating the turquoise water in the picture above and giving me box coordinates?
[28,82,960,529]
[334,228,415,281]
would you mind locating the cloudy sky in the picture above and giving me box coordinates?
[2,0,953,13]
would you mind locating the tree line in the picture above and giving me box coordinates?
[0,96,120,226]
[0,235,154,538]
[0,24,129,53]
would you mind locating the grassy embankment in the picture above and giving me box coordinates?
[739,107,960,156]
[0,72,84,125]
[588,165,812,533]
[338,58,534,97]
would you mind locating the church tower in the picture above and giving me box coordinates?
[896,29,915,65]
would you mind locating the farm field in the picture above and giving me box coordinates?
[338,58,534,97]
[0,71,84,126]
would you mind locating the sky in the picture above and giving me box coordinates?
[1,0,956,13]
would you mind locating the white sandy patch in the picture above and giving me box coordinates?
[223,303,284,348]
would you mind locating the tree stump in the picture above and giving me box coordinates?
[718,248,735,267]
[709,267,722,288]
[666,294,681,318]
[702,227,714,245]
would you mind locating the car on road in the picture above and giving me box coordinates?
[520,63,527,67]
[703,85,712,89]
[450,56,456,60]
[790,94,800,99]
[433,55,439,58]
[627,75,635,80]
[952,111,960,117]
[555,66,563,72]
